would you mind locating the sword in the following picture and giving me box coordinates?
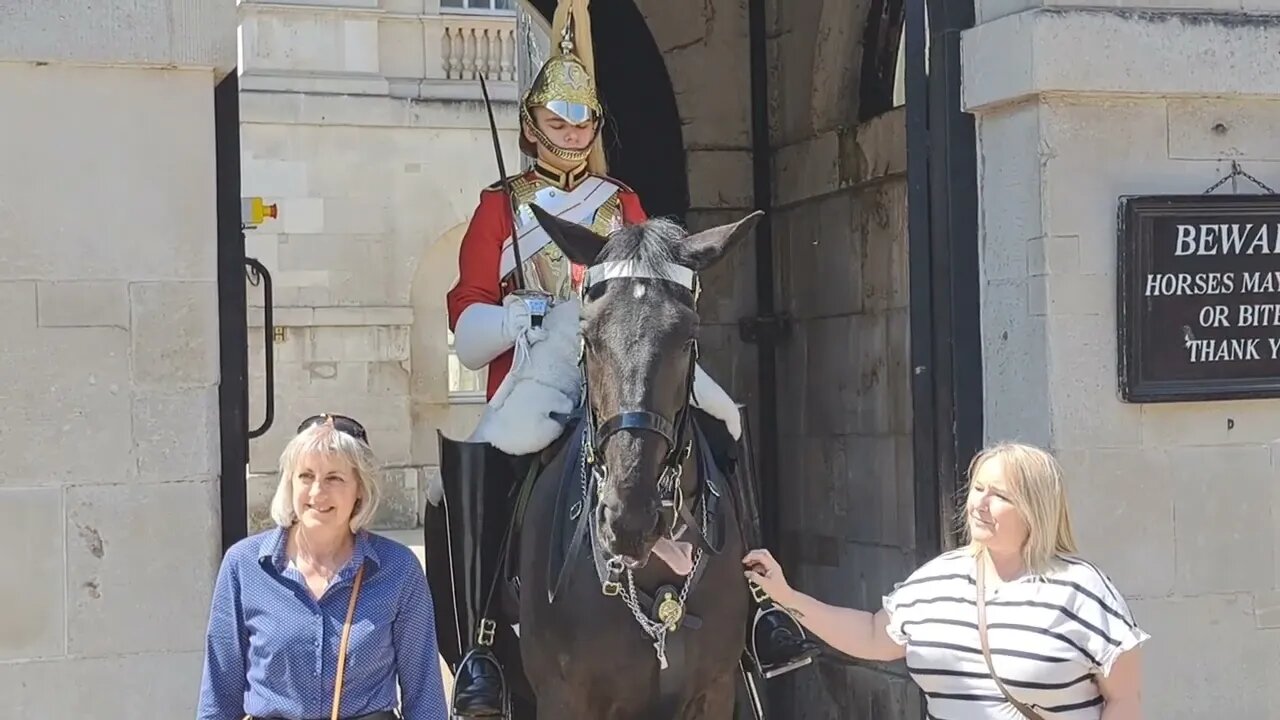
[479,73,550,325]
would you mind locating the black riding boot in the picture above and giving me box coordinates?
[693,407,822,680]
[439,436,513,718]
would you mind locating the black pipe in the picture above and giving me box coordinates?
[746,0,780,553]
[215,70,249,554]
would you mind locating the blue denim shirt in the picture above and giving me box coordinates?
[197,527,448,720]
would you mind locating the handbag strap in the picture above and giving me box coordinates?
[331,563,366,720]
[976,557,1045,720]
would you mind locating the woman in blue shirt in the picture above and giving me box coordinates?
[198,414,448,720]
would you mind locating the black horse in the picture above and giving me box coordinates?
[425,208,777,719]
[510,206,765,718]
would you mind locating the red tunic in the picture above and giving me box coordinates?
[446,174,647,400]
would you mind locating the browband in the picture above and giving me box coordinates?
[582,260,698,293]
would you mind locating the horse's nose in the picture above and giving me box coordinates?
[599,503,661,558]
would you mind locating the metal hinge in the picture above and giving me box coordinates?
[738,313,792,344]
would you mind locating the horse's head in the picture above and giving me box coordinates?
[531,204,761,566]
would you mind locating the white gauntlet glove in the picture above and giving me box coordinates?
[506,294,550,350]
[453,295,549,370]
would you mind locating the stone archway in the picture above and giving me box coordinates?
[408,220,488,521]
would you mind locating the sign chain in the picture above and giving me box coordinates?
[1203,160,1277,196]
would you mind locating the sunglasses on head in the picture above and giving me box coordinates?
[296,413,370,445]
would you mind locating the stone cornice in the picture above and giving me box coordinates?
[962,8,1280,113]
[0,0,237,74]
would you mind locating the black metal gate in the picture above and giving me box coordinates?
[215,70,248,554]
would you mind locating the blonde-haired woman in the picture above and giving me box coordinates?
[744,442,1148,719]
[198,414,447,720]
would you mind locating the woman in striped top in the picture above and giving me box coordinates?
[744,442,1148,719]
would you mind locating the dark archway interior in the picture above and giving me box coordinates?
[860,0,906,121]
[525,0,689,224]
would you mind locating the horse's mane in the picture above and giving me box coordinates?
[596,217,688,278]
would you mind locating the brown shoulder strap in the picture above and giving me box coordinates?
[976,558,1045,720]
[331,563,366,720]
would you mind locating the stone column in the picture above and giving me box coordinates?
[0,3,235,714]
[964,5,1280,717]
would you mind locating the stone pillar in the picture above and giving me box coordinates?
[0,3,235,714]
[964,5,1280,717]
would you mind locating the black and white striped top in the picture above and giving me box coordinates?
[882,549,1149,720]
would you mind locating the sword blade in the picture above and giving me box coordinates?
[479,72,527,291]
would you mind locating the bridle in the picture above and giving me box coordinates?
[570,257,727,672]
[576,259,704,551]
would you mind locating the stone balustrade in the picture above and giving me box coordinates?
[236,2,519,95]
[434,15,517,82]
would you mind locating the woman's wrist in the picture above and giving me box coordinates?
[771,585,803,614]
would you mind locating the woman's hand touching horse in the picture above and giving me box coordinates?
[743,548,796,606]
[741,548,905,663]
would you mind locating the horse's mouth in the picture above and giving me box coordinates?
[601,532,657,571]
[619,553,650,569]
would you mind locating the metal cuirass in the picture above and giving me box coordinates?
[498,172,627,302]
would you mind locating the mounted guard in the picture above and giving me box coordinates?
[425,1,819,715]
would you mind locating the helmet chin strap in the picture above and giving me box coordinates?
[521,104,603,164]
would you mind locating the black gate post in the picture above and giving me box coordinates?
[907,0,982,561]
[216,70,249,554]
[927,0,982,551]
[905,0,940,563]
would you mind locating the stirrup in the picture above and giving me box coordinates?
[749,605,820,679]
[450,645,511,719]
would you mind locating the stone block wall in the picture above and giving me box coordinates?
[241,111,516,530]
[769,2,919,714]
[966,6,1280,717]
[0,1,235,713]
[771,110,918,719]
[239,0,521,531]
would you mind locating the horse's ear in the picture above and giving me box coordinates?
[678,210,763,271]
[530,203,605,266]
